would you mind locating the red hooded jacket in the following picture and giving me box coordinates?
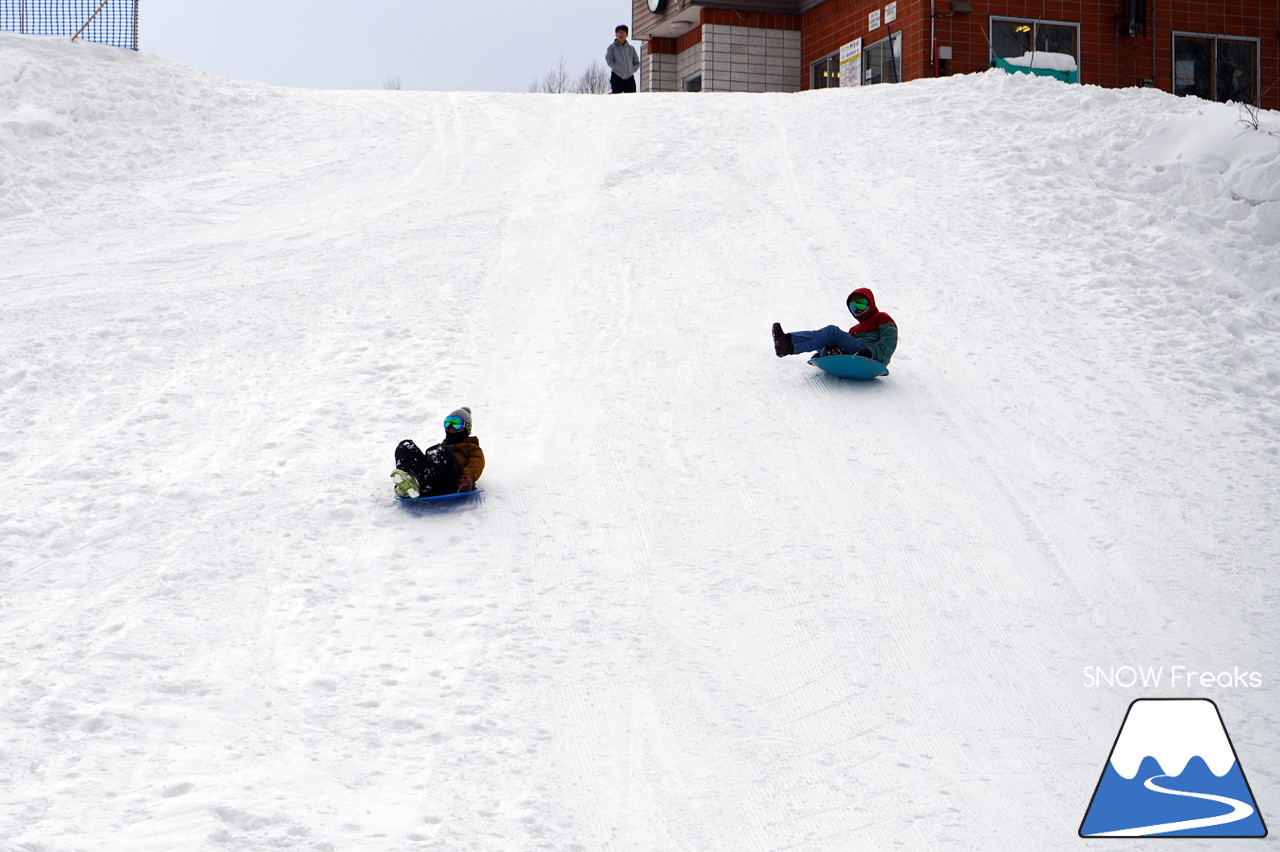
[845,287,899,365]
[847,287,895,335]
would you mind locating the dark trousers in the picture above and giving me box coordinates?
[610,72,637,94]
[395,439,462,495]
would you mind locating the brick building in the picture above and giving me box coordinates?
[632,0,1279,109]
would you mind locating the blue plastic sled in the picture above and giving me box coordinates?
[395,489,484,504]
[807,354,889,380]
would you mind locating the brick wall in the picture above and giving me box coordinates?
[1157,0,1279,106]
[644,24,708,91]
[799,0,930,85]
[642,44,677,91]
[796,0,1278,106]
[677,40,706,88]
[643,14,802,92]
[704,24,803,91]
[635,1,1278,106]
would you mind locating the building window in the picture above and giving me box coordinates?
[812,52,840,89]
[863,32,902,85]
[1173,33,1257,104]
[991,17,1079,67]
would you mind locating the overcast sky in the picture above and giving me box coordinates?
[144,1,634,92]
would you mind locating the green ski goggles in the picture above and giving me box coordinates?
[443,416,469,431]
[848,297,870,314]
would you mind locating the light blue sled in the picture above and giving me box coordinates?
[395,489,484,504]
[808,354,889,380]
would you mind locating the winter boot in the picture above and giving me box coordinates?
[391,469,420,498]
[772,323,793,357]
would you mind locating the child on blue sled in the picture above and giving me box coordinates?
[391,407,485,498]
[772,287,897,364]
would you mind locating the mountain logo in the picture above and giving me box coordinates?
[1080,698,1267,838]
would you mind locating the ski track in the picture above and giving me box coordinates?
[2,37,1278,851]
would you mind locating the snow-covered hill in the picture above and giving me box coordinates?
[2,32,1278,851]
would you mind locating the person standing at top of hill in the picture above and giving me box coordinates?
[772,288,899,365]
[606,25,640,94]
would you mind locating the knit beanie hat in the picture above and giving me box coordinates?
[444,407,472,436]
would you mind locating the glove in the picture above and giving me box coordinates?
[457,475,473,492]
[846,337,872,357]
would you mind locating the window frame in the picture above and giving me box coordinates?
[811,51,840,89]
[989,16,1081,75]
[1172,31,1260,105]
[863,31,902,86]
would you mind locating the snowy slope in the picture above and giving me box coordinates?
[2,32,1278,851]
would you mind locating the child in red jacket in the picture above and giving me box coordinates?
[772,287,898,365]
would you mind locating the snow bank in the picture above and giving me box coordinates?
[0,33,276,219]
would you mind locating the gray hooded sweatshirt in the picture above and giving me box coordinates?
[606,39,640,79]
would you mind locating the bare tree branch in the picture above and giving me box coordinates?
[574,61,610,95]
[531,55,611,94]
[531,54,571,94]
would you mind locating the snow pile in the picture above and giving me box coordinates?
[0,35,274,220]
[1004,50,1078,72]
[1,32,1278,852]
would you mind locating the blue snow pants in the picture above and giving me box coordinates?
[790,325,872,356]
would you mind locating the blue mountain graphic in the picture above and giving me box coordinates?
[1081,755,1266,837]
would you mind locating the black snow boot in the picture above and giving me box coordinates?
[772,323,793,357]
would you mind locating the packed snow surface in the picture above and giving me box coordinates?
[2,33,1278,851]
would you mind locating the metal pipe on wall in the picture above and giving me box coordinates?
[931,0,937,76]
[1151,1,1157,88]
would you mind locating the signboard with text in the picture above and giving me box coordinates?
[839,39,863,87]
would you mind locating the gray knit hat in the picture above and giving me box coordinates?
[443,407,472,435]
